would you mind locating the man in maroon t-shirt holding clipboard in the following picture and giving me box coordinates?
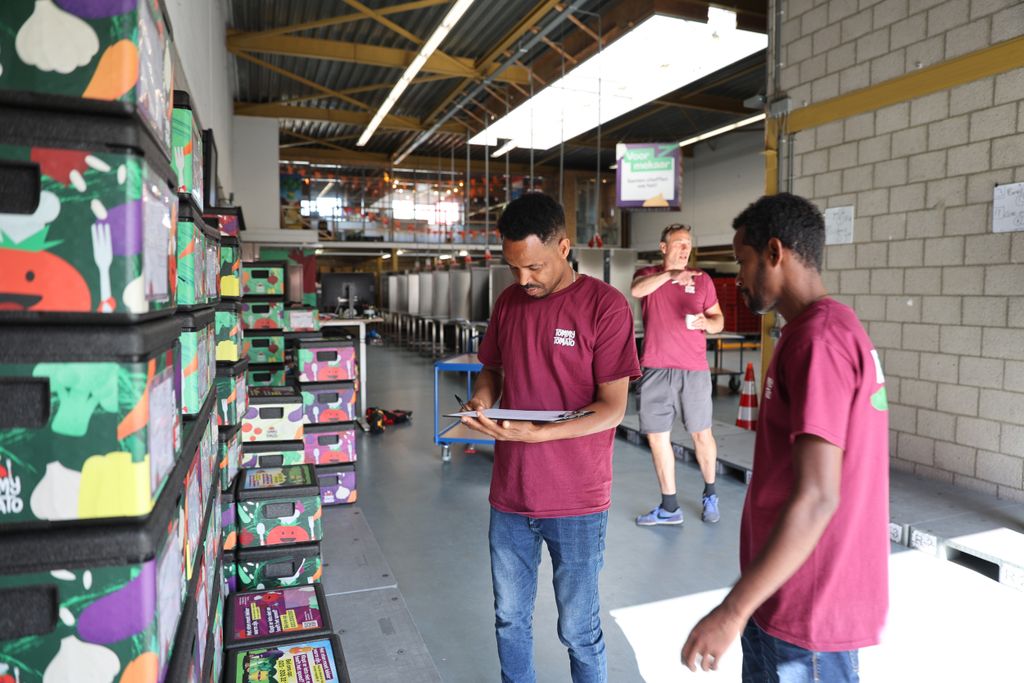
[632,224,725,527]
[461,193,640,683]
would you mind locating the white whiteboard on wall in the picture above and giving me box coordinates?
[993,182,1024,233]
[824,206,854,245]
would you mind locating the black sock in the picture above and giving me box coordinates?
[703,482,716,498]
[661,493,679,512]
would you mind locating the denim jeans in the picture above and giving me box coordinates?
[489,507,608,683]
[741,619,860,682]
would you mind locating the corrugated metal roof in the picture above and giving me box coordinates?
[230,0,767,169]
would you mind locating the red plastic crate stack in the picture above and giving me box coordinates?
[712,277,762,333]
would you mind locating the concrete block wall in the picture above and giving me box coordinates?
[781,0,1024,500]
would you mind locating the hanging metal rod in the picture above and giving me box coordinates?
[392,0,591,165]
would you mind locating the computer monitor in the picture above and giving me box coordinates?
[320,272,376,313]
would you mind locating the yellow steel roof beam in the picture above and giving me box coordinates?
[227,34,530,84]
[234,0,452,41]
[234,102,465,135]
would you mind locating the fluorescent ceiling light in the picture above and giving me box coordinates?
[677,113,765,147]
[316,180,335,200]
[469,8,766,150]
[357,0,477,146]
[439,254,452,260]
[381,253,392,259]
[491,140,517,157]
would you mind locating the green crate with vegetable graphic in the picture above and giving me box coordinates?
[177,307,215,416]
[240,298,285,331]
[0,395,216,682]
[241,261,286,297]
[171,91,203,210]
[215,358,248,427]
[243,332,285,365]
[220,236,241,299]
[0,317,182,525]
[235,542,322,592]
[176,203,218,308]
[233,465,322,549]
[240,441,306,469]
[215,301,243,363]
[0,134,176,322]
[219,424,241,494]
[246,363,287,388]
[0,0,173,155]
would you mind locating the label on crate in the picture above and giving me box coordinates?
[149,365,177,493]
[232,587,325,640]
[288,310,316,330]
[143,171,172,301]
[242,466,313,490]
[232,638,341,683]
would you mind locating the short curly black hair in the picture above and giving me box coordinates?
[497,192,566,243]
[732,193,825,272]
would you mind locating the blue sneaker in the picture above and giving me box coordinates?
[702,494,721,523]
[636,506,683,526]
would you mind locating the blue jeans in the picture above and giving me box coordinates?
[741,619,860,682]
[489,507,608,683]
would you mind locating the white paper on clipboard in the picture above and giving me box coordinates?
[445,408,594,423]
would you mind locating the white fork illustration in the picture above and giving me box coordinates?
[174,146,186,191]
[91,221,114,312]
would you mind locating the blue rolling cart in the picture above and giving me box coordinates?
[433,353,494,462]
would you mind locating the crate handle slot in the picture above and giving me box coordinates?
[264,559,298,579]
[262,502,296,519]
[0,378,51,429]
[257,454,284,467]
[0,161,41,214]
[316,351,338,362]
[0,585,58,640]
[258,407,283,419]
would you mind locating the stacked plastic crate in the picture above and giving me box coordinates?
[169,86,227,683]
[0,2,220,681]
[240,261,288,388]
[207,205,248,614]
[222,583,349,682]
[293,336,360,506]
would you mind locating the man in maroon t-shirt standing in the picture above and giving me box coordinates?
[632,224,725,527]
[461,193,640,683]
[682,194,889,681]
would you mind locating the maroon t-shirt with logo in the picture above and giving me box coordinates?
[742,298,889,651]
[478,274,641,517]
[634,265,717,371]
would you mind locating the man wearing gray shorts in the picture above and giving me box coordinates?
[632,224,725,526]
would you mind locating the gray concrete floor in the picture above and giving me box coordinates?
[333,344,1024,682]
[351,344,751,682]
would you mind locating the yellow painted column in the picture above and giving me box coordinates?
[759,117,780,381]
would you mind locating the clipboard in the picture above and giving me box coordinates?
[444,408,594,423]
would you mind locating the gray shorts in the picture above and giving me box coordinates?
[637,367,713,434]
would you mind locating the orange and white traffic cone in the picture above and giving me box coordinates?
[736,362,759,430]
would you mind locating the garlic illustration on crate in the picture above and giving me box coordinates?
[16,0,99,75]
